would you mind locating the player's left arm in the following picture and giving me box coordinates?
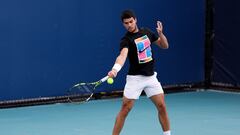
[154,21,169,49]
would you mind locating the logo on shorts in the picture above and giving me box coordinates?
[134,35,153,64]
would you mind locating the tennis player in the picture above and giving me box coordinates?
[108,10,171,135]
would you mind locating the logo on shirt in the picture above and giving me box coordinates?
[134,35,152,64]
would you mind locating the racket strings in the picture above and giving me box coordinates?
[67,77,107,103]
[67,83,96,102]
[81,84,95,93]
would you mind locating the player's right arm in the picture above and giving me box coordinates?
[108,47,128,78]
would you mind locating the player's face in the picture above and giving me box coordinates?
[123,17,137,33]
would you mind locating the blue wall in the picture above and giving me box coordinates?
[0,0,205,100]
[212,0,240,86]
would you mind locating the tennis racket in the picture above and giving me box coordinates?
[67,76,109,103]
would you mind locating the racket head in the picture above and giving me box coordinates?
[67,82,97,103]
[66,76,108,103]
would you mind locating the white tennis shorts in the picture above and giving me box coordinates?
[123,72,164,99]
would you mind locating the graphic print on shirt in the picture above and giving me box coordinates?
[134,35,152,64]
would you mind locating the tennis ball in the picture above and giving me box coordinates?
[107,78,114,84]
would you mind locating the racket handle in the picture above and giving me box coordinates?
[100,76,109,82]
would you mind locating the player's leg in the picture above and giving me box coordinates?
[113,75,144,135]
[150,94,171,133]
[144,72,171,134]
[112,96,135,135]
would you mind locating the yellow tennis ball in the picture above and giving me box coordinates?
[107,78,114,84]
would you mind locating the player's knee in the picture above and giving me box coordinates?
[157,102,167,112]
[120,103,133,116]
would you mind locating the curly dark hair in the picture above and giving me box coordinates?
[121,9,136,22]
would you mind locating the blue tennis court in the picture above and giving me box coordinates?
[1,90,239,135]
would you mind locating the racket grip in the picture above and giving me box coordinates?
[101,76,109,82]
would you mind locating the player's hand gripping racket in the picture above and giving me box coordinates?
[67,76,109,103]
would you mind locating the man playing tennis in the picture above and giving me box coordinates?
[108,10,171,135]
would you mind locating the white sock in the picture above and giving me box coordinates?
[163,130,171,135]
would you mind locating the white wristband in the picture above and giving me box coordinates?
[112,63,122,72]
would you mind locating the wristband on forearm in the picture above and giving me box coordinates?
[112,63,122,72]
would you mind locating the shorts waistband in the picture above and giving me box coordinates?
[127,72,157,78]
